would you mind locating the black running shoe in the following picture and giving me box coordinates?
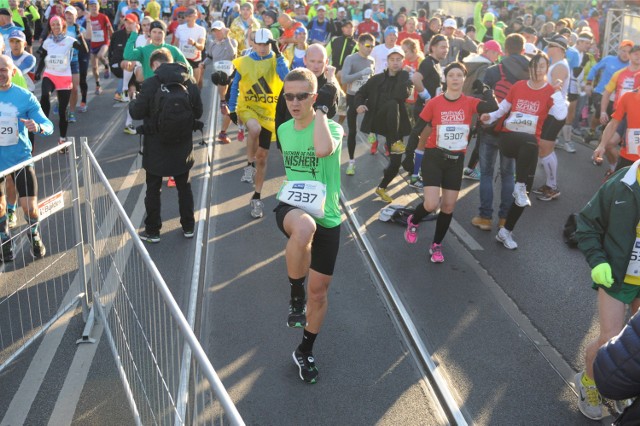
[292,348,318,384]
[139,231,160,243]
[29,232,46,258]
[287,297,307,328]
[1,235,15,263]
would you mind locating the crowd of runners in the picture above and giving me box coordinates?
[1,0,640,420]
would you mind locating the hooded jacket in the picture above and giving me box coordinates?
[482,53,530,89]
[129,62,203,177]
[462,53,493,95]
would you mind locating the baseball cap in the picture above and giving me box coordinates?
[524,42,538,56]
[620,39,634,48]
[387,46,405,58]
[443,18,457,29]
[483,12,495,23]
[87,0,98,5]
[545,34,567,50]
[262,9,277,21]
[294,26,307,35]
[73,2,85,11]
[364,9,372,19]
[384,26,398,37]
[8,29,25,41]
[372,0,379,4]
[254,28,273,43]
[124,12,138,22]
[64,5,78,15]
[316,5,325,11]
[337,6,345,12]
[211,20,225,30]
[483,40,503,55]
[0,8,11,16]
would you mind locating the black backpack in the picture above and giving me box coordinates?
[153,82,194,144]
[563,213,579,248]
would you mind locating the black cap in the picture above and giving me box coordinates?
[522,26,537,36]
[0,8,11,16]
[262,9,277,21]
[545,34,568,50]
[558,27,572,36]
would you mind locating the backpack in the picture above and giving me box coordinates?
[153,82,195,145]
[563,213,579,248]
[493,64,513,103]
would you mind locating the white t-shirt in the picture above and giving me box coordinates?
[175,23,207,61]
[43,36,76,77]
[371,44,392,75]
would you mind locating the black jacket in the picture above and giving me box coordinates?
[354,69,413,141]
[108,29,131,78]
[129,62,203,177]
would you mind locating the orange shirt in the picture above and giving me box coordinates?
[612,90,640,161]
[403,57,421,104]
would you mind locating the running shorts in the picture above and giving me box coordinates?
[90,45,106,55]
[71,60,80,74]
[421,148,465,191]
[540,116,565,141]
[187,58,201,69]
[595,282,640,304]
[236,116,273,150]
[0,165,37,198]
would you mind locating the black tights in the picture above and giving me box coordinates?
[79,59,89,103]
[379,151,402,189]
[346,94,358,160]
[40,78,70,138]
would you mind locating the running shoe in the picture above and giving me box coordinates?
[292,348,318,384]
[496,227,518,249]
[471,216,492,231]
[183,228,194,238]
[614,398,633,415]
[124,124,137,135]
[167,177,176,187]
[1,234,14,263]
[237,127,245,142]
[389,141,406,154]
[217,131,231,144]
[367,133,377,145]
[121,92,130,103]
[250,199,264,218]
[370,140,378,155]
[536,186,560,201]
[114,92,123,102]
[512,182,531,207]
[571,127,584,137]
[77,102,87,113]
[429,243,444,263]
[58,137,68,154]
[346,162,355,176]
[95,86,102,95]
[139,230,160,243]
[463,167,480,180]
[531,184,550,196]
[404,214,419,244]
[53,101,59,115]
[287,297,307,328]
[564,140,577,153]
[7,210,17,228]
[574,371,605,420]
[103,68,110,79]
[28,232,46,258]
[67,111,77,123]
[241,165,256,184]
[375,187,393,203]
[409,176,423,189]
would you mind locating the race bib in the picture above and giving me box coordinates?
[626,238,640,278]
[0,117,19,146]
[626,128,640,155]
[620,77,635,98]
[276,180,327,218]
[436,124,470,151]
[504,112,538,134]
[46,54,68,73]
[350,75,368,93]
[92,27,104,43]
[181,43,197,59]
[213,60,234,76]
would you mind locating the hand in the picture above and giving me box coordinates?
[593,145,605,162]
[315,83,337,110]
[584,84,593,96]
[480,113,491,123]
[591,263,614,287]
[454,29,465,38]
[326,65,336,81]
[20,118,38,133]
[552,79,563,92]
[229,111,238,125]
[188,38,195,45]
[600,111,609,125]
[411,71,423,85]
[356,105,367,114]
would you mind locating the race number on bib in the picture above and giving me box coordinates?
[46,54,68,73]
[181,43,197,59]
[277,180,327,218]
[350,76,368,93]
[92,27,104,43]
[626,238,640,278]
[436,124,470,151]
[504,112,538,134]
[0,117,19,146]
[213,60,234,76]
[627,128,640,155]
[620,77,635,98]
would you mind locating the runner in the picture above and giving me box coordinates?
[109,13,140,134]
[440,17,477,67]
[74,2,90,113]
[63,5,84,123]
[87,0,113,95]
[228,28,288,218]
[0,8,23,55]
[403,61,498,263]
[229,2,261,53]
[173,7,205,88]
[0,55,54,263]
[275,66,342,383]
[283,26,307,70]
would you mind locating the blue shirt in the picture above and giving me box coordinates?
[587,55,629,94]
[0,85,53,172]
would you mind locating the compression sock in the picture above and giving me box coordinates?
[298,329,317,354]
[562,124,572,142]
[289,276,306,300]
[24,213,39,235]
[581,372,596,387]
[252,192,261,200]
[541,152,558,189]
[433,212,453,244]
[413,149,424,177]
[7,203,16,212]
[411,202,430,224]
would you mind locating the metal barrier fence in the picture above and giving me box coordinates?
[81,139,243,425]
[0,139,88,373]
[603,9,640,57]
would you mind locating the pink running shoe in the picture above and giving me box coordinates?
[167,177,176,187]
[404,214,419,244]
[429,243,444,263]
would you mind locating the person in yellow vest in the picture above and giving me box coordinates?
[144,0,161,20]
[229,2,262,52]
[228,28,289,219]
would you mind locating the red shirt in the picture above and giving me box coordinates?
[498,80,555,139]
[612,90,640,161]
[403,57,421,104]
[357,20,379,36]
[419,94,481,152]
[90,14,112,48]
[397,32,424,51]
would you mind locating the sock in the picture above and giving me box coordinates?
[413,149,424,176]
[433,212,453,244]
[581,372,596,387]
[7,203,16,212]
[25,213,39,235]
[349,159,355,165]
[122,69,133,89]
[541,152,557,189]
[125,111,133,126]
[411,202,430,224]
[289,276,306,299]
[252,192,261,200]
[0,215,7,235]
[562,124,572,142]
[298,329,317,354]
[610,163,616,172]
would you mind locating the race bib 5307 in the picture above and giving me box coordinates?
[436,124,470,151]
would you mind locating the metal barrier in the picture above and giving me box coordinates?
[603,9,640,57]
[0,139,88,373]
[81,139,243,425]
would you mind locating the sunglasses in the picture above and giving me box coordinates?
[363,43,373,48]
[283,92,315,101]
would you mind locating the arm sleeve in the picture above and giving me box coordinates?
[228,71,241,112]
[123,31,143,61]
[340,56,362,84]
[276,55,289,81]
[548,90,568,120]
[28,5,40,21]
[461,36,478,53]
[474,1,484,30]
[486,99,512,124]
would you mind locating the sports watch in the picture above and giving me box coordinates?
[315,105,329,115]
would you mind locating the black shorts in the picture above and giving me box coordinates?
[421,148,465,191]
[274,202,341,276]
[258,127,273,150]
[540,116,566,141]
[568,93,579,102]
[592,92,614,118]
[0,165,37,198]
[187,58,202,69]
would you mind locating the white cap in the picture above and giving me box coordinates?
[364,9,372,19]
[254,28,273,43]
[443,18,457,29]
[211,20,225,30]
[387,46,405,58]
[316,5,326,10]
[338,6,345,12]
[524,42,538,56]
[64,5,78,16]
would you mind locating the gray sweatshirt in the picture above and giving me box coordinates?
[203,37,238,66]
[341,52,375,95]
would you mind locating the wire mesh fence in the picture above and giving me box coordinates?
[0,139,87,373]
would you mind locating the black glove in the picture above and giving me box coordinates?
[34,72,41,81]
[315,82,338,111]
[211,70,230,85]
[229,112,238,125]
[472,79,484,95]
[269,39,281,58]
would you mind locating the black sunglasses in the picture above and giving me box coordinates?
[283,92,315,101]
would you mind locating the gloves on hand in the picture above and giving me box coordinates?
[229,111,238,125]
[592,263,614,287]
[269,39,281,58]
[211,70,230,85]
[315,82,337,111]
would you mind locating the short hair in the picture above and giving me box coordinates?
[357,33,375,44]
[504,33,525,56]
[429,34,447,53]
[401,38,420,55]
[406,16,418,27]
[284,67,318,92]
[444,61,467,78]
[240,2,253,10]
[150,47,173,66]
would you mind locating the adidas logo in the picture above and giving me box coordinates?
[244,76,278,103]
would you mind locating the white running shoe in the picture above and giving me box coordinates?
[241,166,256,184]
[512,182,531,207]
[564,140,577,153]
[250,199,264,218]
[574,372,606,420]
[496,227,518,250]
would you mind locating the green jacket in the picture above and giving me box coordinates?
[577,160,640,291]
[123,32,191,80]
[474,2,505,47]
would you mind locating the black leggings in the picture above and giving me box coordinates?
[79,57,89,103]
[346,94,358,160]
[40,78,70,138]
[379,149,402,189]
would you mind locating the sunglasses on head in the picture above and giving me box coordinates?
[283,92,315,101]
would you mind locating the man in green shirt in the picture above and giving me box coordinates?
[275,67,342,384]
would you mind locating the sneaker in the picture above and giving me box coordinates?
[67,111,77,123]
[114,92,123,102]
[139,231,160,243]
[614,398,633,414]
[77,102,87,113]
[167,177,176,187]
[53,101,59,115]
[564,140,577,153]
[1,234,14,263]
[531,184,550,196]
[287,297,307,328]
[574,372,605,420]
[429,242,444,263]
[217,131,231,144]
[389,141,406,154]
[183,228,194,238]
[124,124,137,135]
[58,137,68,154]
[471,216,492,231]
[498,218,506,229]
[292,348,318,384]
[250,199,264,218]
[572,127,584,137]
[241,165,256,184]
[536,186,561,201]
[496,227,518,249]
[404,214,419,244]
[346,162,355,176]
[7,210,17,228]
[103,68,110,79]
[370,140,378,155]
[95,86,102,95]
[409,176,423,189]
[367,133,377,145]
[375,187,393,203]
[28,232,46,258]
[463,167,480,180]
[512,182,531,207]
[237,127,245,142]
[121,92,130,103]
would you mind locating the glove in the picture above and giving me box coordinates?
[211,70,230,85]
[471,79,484,95]
[315,82,337,111]
[269,39,281,58]
[591,263,614,287]
[229,111,238,125]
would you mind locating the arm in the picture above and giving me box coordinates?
[128,80,153,120]
[595,118,621,160]
[73,27,88,54]
[27,4,40,21]
[313,110,338,157]
[576,182,613,269]
[123,31,143,61]
[483,98,512,124]
[419,122,432,143]
[26,92,54,135]
[459,35,478,53]
[228,71,241,112]
[586,56,605,83]
[476,88,498,114]
[474,1,485,31]
[600,88,612,123]
[275,55,289,81]
[189,82,203,119]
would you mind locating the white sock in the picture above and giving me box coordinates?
[562,125,572,142]
[126,111,133,126]
[349,159,355,164]
[123,69,133,92]
[610,163,616,172]
[541,152,558,189]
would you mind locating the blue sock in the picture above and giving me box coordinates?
[24,213,39,235]
[7,203,16,212]
[413,150,424,176]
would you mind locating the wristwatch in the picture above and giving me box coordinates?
[316,105,329,115]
